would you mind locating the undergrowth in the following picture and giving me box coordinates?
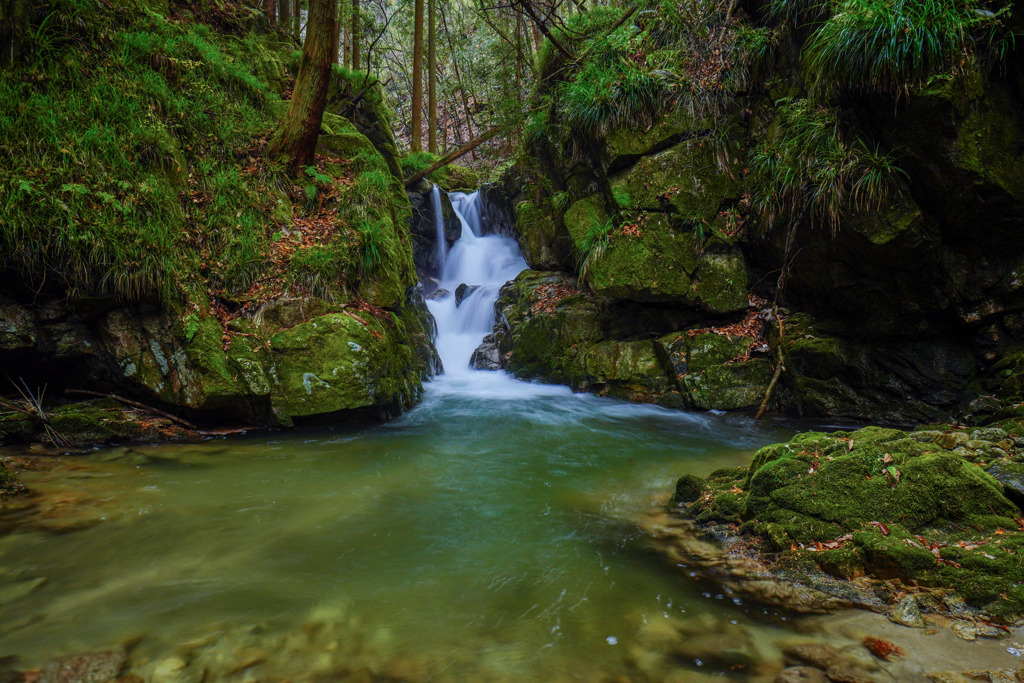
[750,98,906,232]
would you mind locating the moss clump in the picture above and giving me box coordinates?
[681,425,1024,618]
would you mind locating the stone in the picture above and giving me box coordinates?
[985,462,1024,508]
[454,283,480,306]
[424,288,451,301]
[470,335,502,371]
[950,620,978,641]
[41,650,126,683]
[888,595,926,628]
[674,474,708,503]
[775,667,828,683]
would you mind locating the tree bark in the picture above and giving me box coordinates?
[404,126,502,186]
[0,0,30,67]
[266,0,278,26]
[351,0,360,69]
[294,0,302,38]
[268,0,337,172]
[427,0,437,153]
[411,0,424,151]
[279,0,291,30]
[332,0,341,63]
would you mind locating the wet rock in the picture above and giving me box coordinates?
[674,474,709,504]
[775,667,828,683]
[937,432,971,450]
[950,620,978,641]
[986,462,1024,508]
[888,595,926,628]
[454,284,480,306]
[781,642,874,683]
[40,650,126,683]
[925,674,969,683]
[424,288,451,302]
[470,334,502,371]
[973,428,1009,442]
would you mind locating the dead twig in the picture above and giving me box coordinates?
[64,390,198,431]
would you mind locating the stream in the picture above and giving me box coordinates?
[1,191,1019,681]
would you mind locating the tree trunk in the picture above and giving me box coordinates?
[279,0,291,30]
[266,0,278,26]
[351,0,360,69]
[268,0,337,172]
[332,0,341,63]
[411,0,424,152]
[294,0,301,38]
[427,0,437,153]
[0,0,30,67]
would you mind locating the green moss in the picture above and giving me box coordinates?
[609,141,738,221]
[515,201,566,270]
[686,425,1024,616]
[269,312,422,419]
[568,339,673,402]
[48,402,148,444]
[494,271,605,384]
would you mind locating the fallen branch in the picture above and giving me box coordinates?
[64,390,198,431]
[755,310,785,420]
[403,125,503,187]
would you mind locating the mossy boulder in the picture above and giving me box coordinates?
[492,270,605,384]
[654,331,770,410]
[564,202,748,312]
[515,200,569,271]
[609,140,739,221]
[567,339,678,403]
[100,310,274,424]
[604,108,711,171]
[681,426,1024,617]
[269,311,422,421]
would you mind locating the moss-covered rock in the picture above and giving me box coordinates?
[493,271,605,384]
[567,339,677,403]
[515,200,569,271]
[679,425,1024,618]
[654,330,770,410]
[609,140,738,221]
[269,311,422,421]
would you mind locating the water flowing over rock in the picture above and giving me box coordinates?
[424,191,528,374]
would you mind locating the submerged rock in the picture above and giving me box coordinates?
[888,595,926,628]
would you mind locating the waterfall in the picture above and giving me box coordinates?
[430,184,448,268]
[425,190,527,375]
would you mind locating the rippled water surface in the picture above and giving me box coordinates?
[0,371,822,680]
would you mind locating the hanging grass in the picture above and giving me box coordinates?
[800,0,1014,94]
[750,98,906,232]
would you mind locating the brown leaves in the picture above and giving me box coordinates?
[530,282,586,315]
[863,636,905,661]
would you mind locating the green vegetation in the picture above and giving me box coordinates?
[576,216,614,280]
[798,0,1015,94]
[750,98,905,232]
[0,0,286,304]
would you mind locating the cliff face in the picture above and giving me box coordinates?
[0,0,438,442]
[481,0,1024,424]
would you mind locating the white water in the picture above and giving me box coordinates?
[425,189,528,376]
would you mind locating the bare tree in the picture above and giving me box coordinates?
[411,0,424,151]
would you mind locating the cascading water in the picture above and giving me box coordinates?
[425,189,527,376]
[430,184,448,267]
